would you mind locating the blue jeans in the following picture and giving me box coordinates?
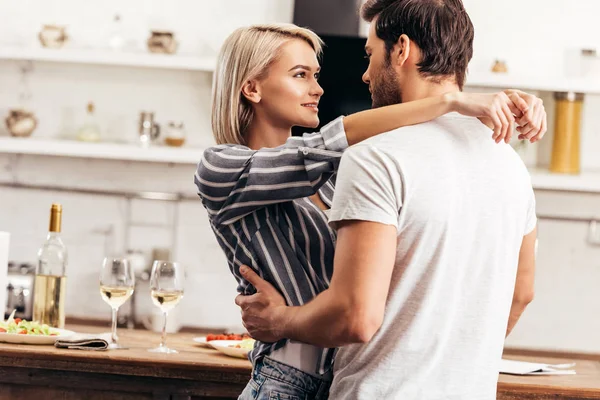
[238,357,332,400]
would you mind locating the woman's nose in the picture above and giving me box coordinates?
[311,81,324,97]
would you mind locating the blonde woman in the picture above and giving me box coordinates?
[195,24,545,400]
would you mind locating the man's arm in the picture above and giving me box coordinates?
[237,220,397,347]
[236,143,402,347]
[286,220,397,347]
[506,227,537,337]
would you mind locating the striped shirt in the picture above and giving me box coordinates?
[194,117,348,375]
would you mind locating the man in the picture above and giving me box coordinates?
[236,0,539,398]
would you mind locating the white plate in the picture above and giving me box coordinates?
[0,328,75,345]
[209,340,251,359]
[192,336,213,348]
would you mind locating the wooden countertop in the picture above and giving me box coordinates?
[0,324,599,399]
[0,324,252,399]
[498,354,600,399]
[0,324,252,377]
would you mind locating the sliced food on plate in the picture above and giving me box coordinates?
[193,332,251,348]
[209,338,256,359]
[0,310,75,345]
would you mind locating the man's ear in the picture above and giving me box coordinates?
[241,80,261,104]
[391,34,411,67]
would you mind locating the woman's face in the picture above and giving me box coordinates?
[256,39,324,129]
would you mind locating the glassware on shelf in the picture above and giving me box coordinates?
[148,260,184,354]
[164,121,186,147]
[77,102,101,142]
[99,257,135,350]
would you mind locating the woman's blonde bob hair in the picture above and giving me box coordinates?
[211,23,323,145]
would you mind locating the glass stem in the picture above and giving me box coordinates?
[160,311,168,348]
[111,307,118,344]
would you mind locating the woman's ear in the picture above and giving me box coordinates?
[241,80,261,104]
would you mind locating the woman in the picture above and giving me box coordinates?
[195,24,545,400]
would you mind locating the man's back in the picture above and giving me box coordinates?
[329,113,536,399]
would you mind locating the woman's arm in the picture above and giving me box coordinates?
[343,91,535,145]
[344,94,454,145]
[195,117,347,226]
[197,90,539,226]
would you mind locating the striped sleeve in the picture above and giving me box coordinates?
[195,116,348,225]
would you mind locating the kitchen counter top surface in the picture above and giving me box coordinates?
[0,324,599,399]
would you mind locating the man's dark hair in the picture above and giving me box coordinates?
[361,0,474,89]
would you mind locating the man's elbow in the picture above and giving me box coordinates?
[514,289,534,307]
[344,310,384,344]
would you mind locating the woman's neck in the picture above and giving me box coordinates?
[245,116,291,150]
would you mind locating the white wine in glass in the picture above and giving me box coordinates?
[99,257,135,349]
[148,260,184,354]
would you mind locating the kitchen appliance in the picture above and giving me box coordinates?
[5,262,35,321]
[138,111,160,147]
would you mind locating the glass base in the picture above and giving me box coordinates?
[108,342,128,350]
[148,345,178,354]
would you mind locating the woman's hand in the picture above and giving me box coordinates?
[504,89,547,143]
[447,91,547,144]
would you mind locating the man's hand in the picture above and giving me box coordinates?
[235,266,289,343]
[504,89,547,143]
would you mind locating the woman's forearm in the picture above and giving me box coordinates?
[343,93,456,146]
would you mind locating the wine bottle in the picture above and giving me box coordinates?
[33,204,68,328]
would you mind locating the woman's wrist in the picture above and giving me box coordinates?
[443,92,462,113]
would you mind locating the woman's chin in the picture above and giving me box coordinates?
[305,118,320,129]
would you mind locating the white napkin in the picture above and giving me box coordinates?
[500,358,576,376]
[54,332,112,351]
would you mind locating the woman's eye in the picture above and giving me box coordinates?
[294,72,306,78]
[314,72,320,80]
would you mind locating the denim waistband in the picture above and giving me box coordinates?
[255,356,332,395]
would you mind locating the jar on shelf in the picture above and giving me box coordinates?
[550,92,583,174]
[164,121,186,147]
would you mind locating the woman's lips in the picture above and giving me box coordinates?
[302,103,319,112]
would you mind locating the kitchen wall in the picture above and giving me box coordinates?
[0,0,296,332]
[462,0,600,354]
[0,0,599,354]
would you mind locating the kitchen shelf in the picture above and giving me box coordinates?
[2,138,599,192]
[0,137,204,164]
[529,168,600,193]
[0,46,217,72]
[466,72,600,95]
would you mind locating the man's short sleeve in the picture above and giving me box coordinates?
[328,144,403,231]
[524,186,537,235]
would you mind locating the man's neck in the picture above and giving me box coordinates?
[401,80,460,103]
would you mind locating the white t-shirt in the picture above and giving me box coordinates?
[328,113,536,400]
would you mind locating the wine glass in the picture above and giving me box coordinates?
[99,257,135,350]
[148,260,184,354]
